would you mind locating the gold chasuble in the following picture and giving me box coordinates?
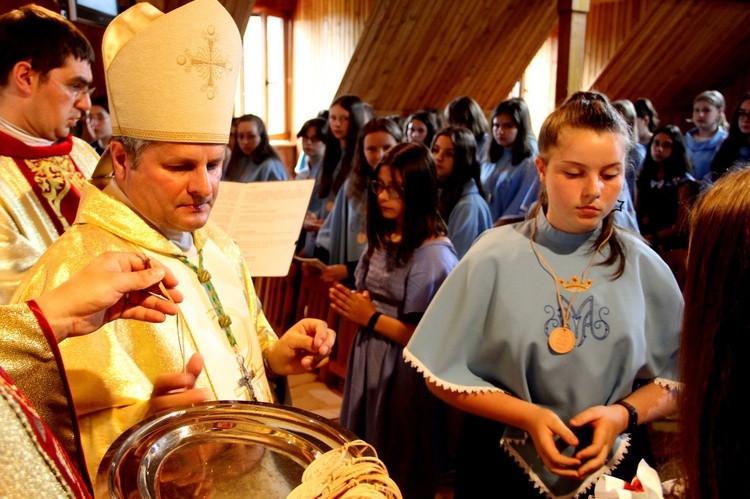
[12,183,278,480]
[0,303,91,497]
[0,131,98,304]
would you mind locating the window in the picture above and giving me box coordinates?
[235,8,290,140]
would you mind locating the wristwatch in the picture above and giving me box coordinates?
[614,400,639,433]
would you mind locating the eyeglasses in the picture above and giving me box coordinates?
[370,179,402,199]
[50,77,95,101]
[87,112,108,123]
[738,110,750,118]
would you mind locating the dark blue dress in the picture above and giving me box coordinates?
[340,239,458,499]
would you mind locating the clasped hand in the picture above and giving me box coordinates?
[528,404,626,479]
[328,283,376,326]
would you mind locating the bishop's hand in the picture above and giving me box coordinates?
[148,353,207,416]
[264,319,336,376]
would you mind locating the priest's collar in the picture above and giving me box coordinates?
[104,178,195,253]
[0,115,56,147]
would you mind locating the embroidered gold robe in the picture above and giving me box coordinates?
[0,303,91,497]
[12,183,278,481]
[0,132,98,304]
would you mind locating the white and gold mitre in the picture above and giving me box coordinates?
[103,0,240,142]
[91,0,241,186]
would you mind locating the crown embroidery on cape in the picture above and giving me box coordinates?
[176,25,233,100]
[558,275,593,292]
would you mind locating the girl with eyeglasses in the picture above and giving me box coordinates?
[313,117,402,284]
[405,92,682,498]
[431,125,493,259]
[710,92,750,181]
[636,125,695,264]
[329,142,458,498]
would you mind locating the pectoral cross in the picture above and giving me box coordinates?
[236,353,256,401]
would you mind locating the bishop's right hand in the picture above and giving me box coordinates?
[148,353,207,416]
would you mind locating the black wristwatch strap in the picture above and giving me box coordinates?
[367,312,381,332]
[614,400,639,433]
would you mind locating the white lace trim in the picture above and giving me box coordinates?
[402,347,508,395]
[500,434,630,499]
[654,377,682,392]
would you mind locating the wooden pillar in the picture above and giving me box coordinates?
[555,0,590,106]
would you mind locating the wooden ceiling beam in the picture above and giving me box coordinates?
[556,0,591,105]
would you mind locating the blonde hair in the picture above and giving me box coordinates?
[693,90,729,130]
[535,91,631,278]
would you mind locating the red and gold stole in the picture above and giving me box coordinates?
[0,363,91,498]
[0,131,89,236]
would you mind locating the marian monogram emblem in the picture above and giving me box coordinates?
[543,296,612,347]
[177,25,233,100]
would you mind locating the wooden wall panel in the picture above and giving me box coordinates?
[4,0,749,144]
[723,66,750,116]
[336,0,557,117]
[522,29,559,138]
[292,0,378,128]
[583,0,648,88]
[589,0,750,131]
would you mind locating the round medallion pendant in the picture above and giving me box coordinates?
[548,327,576,354]
[357,232,366,245]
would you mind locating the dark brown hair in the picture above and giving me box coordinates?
[318,94,368,198]
[0,5,94,86]
[443,95,489,144]
[432,126,486,223]
[486,97,536,165]
[367,142,446,266]
[634,98,659,133]
[347,117,403,202]
[224,114,280,178]
[404,109,439,147]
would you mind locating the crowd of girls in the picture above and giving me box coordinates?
[234,87,748,498]
[405,91,683,498]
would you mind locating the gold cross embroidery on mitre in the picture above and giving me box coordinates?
[176,25,233,100]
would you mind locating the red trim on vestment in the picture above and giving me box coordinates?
[0,130,73,158]
[27,299,94,494]
[0,131,86,235]
[0,363,91,498]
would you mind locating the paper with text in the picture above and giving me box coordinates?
[211,179,314,277]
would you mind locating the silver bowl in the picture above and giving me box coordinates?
[96,401,367,498]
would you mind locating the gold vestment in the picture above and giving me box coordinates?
[0,134,98,304]
[12,183,278,481]
[0,303,91,497]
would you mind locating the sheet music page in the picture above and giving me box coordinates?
[211,179,315,277]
